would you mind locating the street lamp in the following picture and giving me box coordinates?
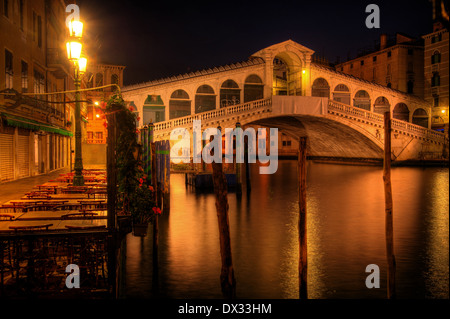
[66,19,86,186]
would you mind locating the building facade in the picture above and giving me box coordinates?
[336,33,425,99]
[0,0,78,183]
[423,23,449,131]
[84,63,125,144]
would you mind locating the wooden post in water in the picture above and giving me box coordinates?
[298,136,308,299]
[235,122,242,195]
[211,126,236,298]
[244,136,251,193]
[163,140,170,213]
[151,141,159,289]
[384,111,396,299]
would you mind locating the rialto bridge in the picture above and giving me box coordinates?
[122,40,448,162]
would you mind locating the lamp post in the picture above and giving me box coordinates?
[66,20,86,186]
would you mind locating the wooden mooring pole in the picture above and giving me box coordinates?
[211,128,236,299]
[298,136,307,299]
[384,111,396,299]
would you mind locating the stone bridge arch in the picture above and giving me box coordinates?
[239,114,384,160]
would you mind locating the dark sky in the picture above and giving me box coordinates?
[77,0,434,86]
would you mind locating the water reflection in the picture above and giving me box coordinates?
[123,161,449,299]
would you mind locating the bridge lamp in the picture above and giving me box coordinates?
[302,70,306,74]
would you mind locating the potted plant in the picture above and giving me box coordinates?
[129,176,160,237]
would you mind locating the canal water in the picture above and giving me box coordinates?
[123,161,449,299]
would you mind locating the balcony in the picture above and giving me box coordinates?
[47,48,71,78]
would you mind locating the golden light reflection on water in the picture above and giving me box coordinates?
[124,162,449,299]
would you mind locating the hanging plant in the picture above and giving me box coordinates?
[105,93,160,234]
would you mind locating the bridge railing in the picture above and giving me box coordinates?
[153,98,272,132]
[328,100,447,144]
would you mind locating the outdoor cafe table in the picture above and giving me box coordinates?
[21,193,91,200]
[15,210,108,220]
[0,216,107,232]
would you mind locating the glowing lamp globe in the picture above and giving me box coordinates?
[66,41,82,61]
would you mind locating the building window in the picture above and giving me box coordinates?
[433,95,439,107]
[33,12,36,41]
[220,79,240,107]
[33,70,45,93]
[195,85,216,113]
[431,51,441,64]
[387,64,391,75]
[5,50,13,89]
[387,51,391,58]
[407,49,413,55]
[350,63,353,69]
[360,60,364,66]
[169,89,191,119]
[3,0,9,18]
[37,15,42,48]
[372,68,377,81]
[244,74,264,103]
[373,56,377,62]
[19,0,24,30]
[21,61,28,93]
[408,62,414,73]
[431,34,442,43]
[431,73,440,87]
[407,80,414,94]
[95,132,103,141]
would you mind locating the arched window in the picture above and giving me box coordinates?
[353,90,371,111]
[143,95,165,123]
[220,80,240,107]
[373,96,390,114]
[431,51,441,64]
[169,89,191,119]
[95,73,103,88]
[312,78,330,98]
[195,85,216,113]
[333,84,350,105]
[393,103,410,122]
[412,108,428,128]
[244,74,264,102]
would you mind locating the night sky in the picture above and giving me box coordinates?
[76,0,434,86]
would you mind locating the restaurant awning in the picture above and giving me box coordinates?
[1,112,73,137]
